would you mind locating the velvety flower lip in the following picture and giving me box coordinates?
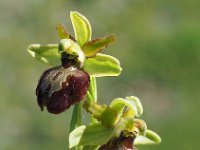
[99,132,136,150]
[36,65,90,114]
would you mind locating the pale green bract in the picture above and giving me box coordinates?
[135,129,161,145]
[27,44,60,66]
[69,124,114,148]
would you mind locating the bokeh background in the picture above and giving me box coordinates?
[0,0,200,149]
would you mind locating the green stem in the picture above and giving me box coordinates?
[70,77,97,150]
[88,77,97,102]
[88,77,98,123]
[70,103,81,132]
[70,103,82,150]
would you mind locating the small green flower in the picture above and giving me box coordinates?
[27,11,122,114]
[28,11,122,77]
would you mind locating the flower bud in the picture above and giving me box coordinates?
[36,66,90,114]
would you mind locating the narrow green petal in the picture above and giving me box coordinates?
[70,11,92,46]
[82,35,115,57]
[27,44,60,66]
[56,24,75,40]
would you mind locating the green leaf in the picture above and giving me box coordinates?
[82,145,100,150]
[82,35,115,57]
[27,44,60,66]
[56,24,75,40]
[83,53,122,77]
[125,96,143,117]
[69,124,114,148]
[134,129,161,145]
[70,11,92,46]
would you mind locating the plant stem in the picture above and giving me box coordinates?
[70,103,82,150]
[70,103,81,132]
[88,77,98,123]
[69,77,97,150]
[89,77,97,102]
[70,77,97,150]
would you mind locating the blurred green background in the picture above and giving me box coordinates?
[0,0,200,149]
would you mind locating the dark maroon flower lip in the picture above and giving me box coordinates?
[36,65,90,114]
[99,133,136,150]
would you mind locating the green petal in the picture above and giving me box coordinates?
[133,119,147,135]
[83,53,122,77]
[27,44,60,66]
[69,124,114,148]
[82,35,115,57]
[56,24,75,40]
[134,129,161,145]
[70,11,92,46]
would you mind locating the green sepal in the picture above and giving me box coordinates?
[82,35,115,57]
[70,11,92,46]
[83,101,120,128]
[56,24,75,40]
[27,44,60,66]
[83,53,122,77]
[69,123,114,148]
[109,98,126,117]
[110,96,143,118]
[134,129,161,145]
[125,96,143,117]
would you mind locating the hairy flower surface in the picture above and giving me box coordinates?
[36,65,89,114]
[99,135,136,150]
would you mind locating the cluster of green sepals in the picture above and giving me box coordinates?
[27,11,161,150]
